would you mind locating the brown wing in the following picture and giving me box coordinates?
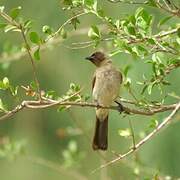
[92,75,96,91]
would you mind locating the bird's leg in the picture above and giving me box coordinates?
[115,100,124,113]
[94,99,101,109]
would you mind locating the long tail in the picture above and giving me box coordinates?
[92,115,108,150]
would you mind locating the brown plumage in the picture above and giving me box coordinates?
[86,51,122,150]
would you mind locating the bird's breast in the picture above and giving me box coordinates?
[93,68,121,106]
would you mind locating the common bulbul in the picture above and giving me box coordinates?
[86,51,122,150]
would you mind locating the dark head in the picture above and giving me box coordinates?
[85,51,106,67]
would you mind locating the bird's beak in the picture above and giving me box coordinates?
[85,56,93,61]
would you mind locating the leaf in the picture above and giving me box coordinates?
[141,84,148,94]
[24,20,32,29]
[10,86,19,96]
[3,77,9,88]
[0,6,5,13]
[178,28,180,38]
[123,65,131,77]
[149,119,158,129]
[62,0,73,6]
[88,25,101,40]
[118,129,131,138]
[83,0,96,7]
[147,38,156,45]
[147,83,154,95]
[71,17,80,30]
[124,77,131,89]
[42,25,52,35]
[0,99,7,112]
[60,28,67,39]
[4,25,18,33]
[68,141,77,153]
[34,47,40,61]
[10,6,22,19]
[29,32,40,44]
[158,16,172,27]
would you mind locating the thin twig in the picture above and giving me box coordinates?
[45,11,89,42]
[129,119,136,149]
[0,10,41,100]
[92,102,180,173]
[20,27,41,100]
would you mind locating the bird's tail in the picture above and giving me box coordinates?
[92,115,108,150]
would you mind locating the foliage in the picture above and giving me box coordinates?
[0,0,180,179]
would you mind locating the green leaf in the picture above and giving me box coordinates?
[177,28,180,38]
[10,6,22,19]
[147,38,156,45]
[71,17,80,30]
[4,25,19,33]
[118,129,131,138]
[158,16,172,27]
[42,25,52,35]
[149,119,158,129]
[135,7,144,19]
[147,83,154,95]
[0,99,7,112]
[60,28,67,39]
[124,77,131,89]
[34,47,40,61]
[62,0,73,6]
[3,77,9,88]
[24,20,32,30]
[141,84,148,94]
[83,0,96,7]
[123,65,131,77]
[10,86,19,96]
[0,6,5,13]
[68,141,77,153]
[84,94,90,101]
[88,25,101,40]
[29,32,40,44]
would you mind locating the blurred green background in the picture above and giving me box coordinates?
[0,0,180,179]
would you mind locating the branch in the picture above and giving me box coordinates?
[107,0,180,17]
[0,97,178,121]
[0,11,92,63]
[0,10,41,99]
[92,101,180,173]
[155,0,180,17]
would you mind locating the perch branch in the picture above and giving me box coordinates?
[92,101,180,173]
[0,96,178,121]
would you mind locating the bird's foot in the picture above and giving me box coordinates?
[115,101,124,113]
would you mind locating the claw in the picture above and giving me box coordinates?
[115,100,124,113]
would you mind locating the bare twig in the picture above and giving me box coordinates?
[92,102,180,173]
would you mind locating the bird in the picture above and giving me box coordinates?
[85,51,122,150]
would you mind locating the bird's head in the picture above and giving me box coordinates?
[85,51,106,67]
